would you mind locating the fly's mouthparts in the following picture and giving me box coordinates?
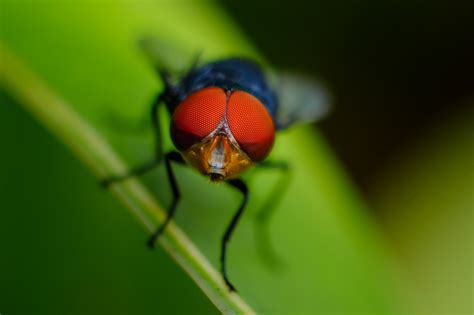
[207,134,231,170]
[208,172,224,182]
[182,129,253,181]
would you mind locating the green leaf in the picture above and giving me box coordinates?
[0,1,402,314]
[371,106,474,314]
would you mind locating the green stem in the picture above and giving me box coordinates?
[0,42,256,315]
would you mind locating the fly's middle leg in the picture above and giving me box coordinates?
[100,91,166,187]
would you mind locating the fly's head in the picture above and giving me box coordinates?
[170,87,275,182]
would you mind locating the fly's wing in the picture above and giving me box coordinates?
[139,36,201,82]
[271,72,331,130]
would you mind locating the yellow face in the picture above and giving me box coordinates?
[183,133,254,182]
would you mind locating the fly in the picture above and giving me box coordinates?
[102,38,330,291]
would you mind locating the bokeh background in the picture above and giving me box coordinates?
[225,1,474,312]
[1,1,472,314]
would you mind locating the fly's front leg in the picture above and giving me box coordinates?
[221,178,249,292]
[147,151,184,248]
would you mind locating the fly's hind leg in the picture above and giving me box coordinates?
[254,160,291,269]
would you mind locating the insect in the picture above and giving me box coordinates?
[103,38,330,291]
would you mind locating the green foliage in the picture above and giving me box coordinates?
[371,106,474,315]
[0,1,402,314]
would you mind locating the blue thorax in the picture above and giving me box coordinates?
[172,58,278,121]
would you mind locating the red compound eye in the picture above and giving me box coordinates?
[171,87,226,150]
[227,91,275,161]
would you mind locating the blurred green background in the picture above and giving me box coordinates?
[1,1,472,314]
[224,2,474,312]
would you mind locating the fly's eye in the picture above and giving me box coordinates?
[171,87,227,150]
[227,91,275,161]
